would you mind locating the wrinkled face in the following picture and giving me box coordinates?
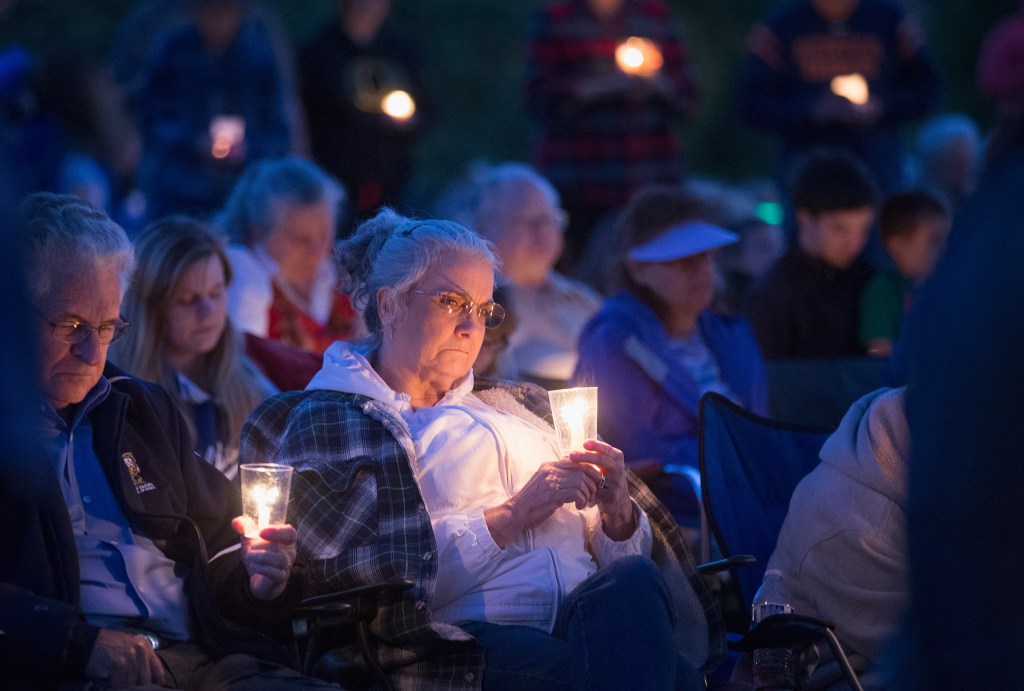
[797,206,874,269]
[165,254,229,362]
[263,200,335,290]
[379,253,494,390]
[484,182,565,286]
[628,250,718,319]
[887,215,950,282]
[36,264,122,411]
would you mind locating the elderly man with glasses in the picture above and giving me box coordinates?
[1,193,337,689]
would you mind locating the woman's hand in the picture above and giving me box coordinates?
[570,440,636,541]
[485,460,601,547]
[231,517,297,601]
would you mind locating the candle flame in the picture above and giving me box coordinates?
[561,396,589,452]
[830,73,869,105]
[382,90,416,120]
[615,37,663,76]
[252,484,280,531]
[209,116,245,159]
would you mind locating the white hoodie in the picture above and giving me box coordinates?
[766,387,909,687]
[307,341,653,632]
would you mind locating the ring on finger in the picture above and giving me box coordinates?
[598,474,607,490]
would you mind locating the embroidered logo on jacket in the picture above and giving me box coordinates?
[122,452,157,493]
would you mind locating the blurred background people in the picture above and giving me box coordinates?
[910,113,981,213]
[301,0,430,221]
[860,190,949,358]
[112,216,275,480]
[219,155,361,359]
[739,0,939,228]
[472,283,518,379]
[746,148,880,360]
[525,0,697,272]
[135,0,291,219]
[573,185,768,526]
[468,162,600,387]
[0,46,64,205]
[977,0,1024,175]
[111,0,306,156]
[33,48,141,221]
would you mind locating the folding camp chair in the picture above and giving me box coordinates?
[698,391,864,690]
[698,391,832,615]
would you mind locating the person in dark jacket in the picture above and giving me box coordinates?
[300,0,429,218]
[1,193,334,689]
[738,0,939,201]
[746,148,880,360]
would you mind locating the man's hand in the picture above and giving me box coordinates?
[232,517,297,601]
[84,628,165,687]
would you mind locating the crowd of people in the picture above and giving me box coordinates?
[2,0,1023,688]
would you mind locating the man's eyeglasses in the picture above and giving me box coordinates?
[409,290,506,329]
[34,307,132,345]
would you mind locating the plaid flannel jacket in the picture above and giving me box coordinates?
[239,378,724,689]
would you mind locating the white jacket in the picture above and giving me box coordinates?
[766,386,909,688]
[307,341,652,632]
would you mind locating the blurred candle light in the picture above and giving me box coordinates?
[615,37,663,77]
[548,387,599,457]
[830,73,869,105]
[381,89,416,121]
[240,463,292,537]
[209,115,245,159]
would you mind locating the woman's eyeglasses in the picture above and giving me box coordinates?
[409,290,506,329]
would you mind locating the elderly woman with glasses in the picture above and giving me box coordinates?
[240,208,722,690]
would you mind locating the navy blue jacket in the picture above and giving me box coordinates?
[0,363,300,686]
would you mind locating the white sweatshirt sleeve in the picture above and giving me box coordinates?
[587,499,654,567]
[429,509,508,607]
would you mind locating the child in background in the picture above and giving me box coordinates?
[746,148,880,359]
[860,190,950,357]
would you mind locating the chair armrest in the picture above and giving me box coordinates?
[294,579,415,622]
[732,613,836,651]
[731,613,866,691]
[697,554,756,576]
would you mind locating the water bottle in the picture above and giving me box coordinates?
[750,569,796,690]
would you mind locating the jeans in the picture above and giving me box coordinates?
[461,555,702,691]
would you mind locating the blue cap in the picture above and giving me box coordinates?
[627,221,738,262]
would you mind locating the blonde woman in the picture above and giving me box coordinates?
[112,216,276,479]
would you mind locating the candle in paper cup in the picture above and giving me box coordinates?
[252,484,279,531]
[830,73,869,105]
[548,387,599,457]
[382,89,416,121]
[240,463,292,538]
[209,115,246,159]
[615,37,663,77]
